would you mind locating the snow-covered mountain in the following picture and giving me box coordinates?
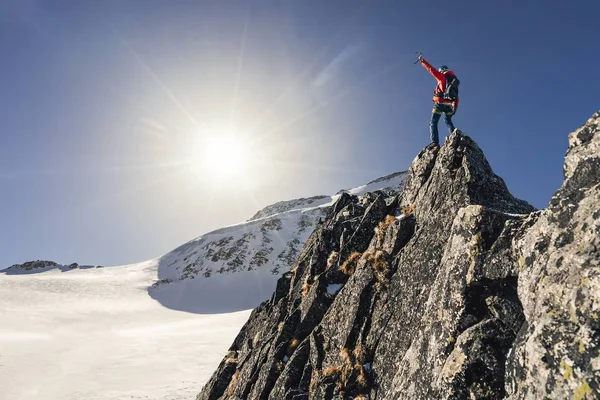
[3,171,407,314]
[148,171,406,313]
[0,170,406,399]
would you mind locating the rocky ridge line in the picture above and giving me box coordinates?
[198,111,599,399]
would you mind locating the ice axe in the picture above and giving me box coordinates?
[413,52,423,64]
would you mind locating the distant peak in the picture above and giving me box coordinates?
[2,260,103,275]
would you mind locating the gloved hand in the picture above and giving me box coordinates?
[450,103,457,115]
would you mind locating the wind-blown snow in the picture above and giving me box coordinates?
[0,261,251,400]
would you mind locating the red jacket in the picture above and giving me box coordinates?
[420,58,459,112]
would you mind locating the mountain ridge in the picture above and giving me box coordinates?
[198,111,600,399]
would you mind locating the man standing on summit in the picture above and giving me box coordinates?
[418,54,460,146]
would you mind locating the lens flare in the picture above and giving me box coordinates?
[188,131,250,178]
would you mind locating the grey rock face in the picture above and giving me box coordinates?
[198,112,599,400]
[506,111,600,400]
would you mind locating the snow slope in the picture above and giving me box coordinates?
[148,171,407,313]
[0,260,251,400]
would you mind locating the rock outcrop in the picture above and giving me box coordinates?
[505,111,600,399]
[2,260,103,274]
[198,111,600,399]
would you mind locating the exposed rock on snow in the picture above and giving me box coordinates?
[198,112,600,399]
[3,260,102,274]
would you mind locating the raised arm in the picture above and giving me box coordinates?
[420,58,445,82]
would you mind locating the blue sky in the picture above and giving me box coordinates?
[1,0,598,268]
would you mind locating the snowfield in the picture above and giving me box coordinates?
[0,261,251,400]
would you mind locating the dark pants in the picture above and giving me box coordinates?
[430,103,455,145]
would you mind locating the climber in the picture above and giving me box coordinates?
[418,54,460,147]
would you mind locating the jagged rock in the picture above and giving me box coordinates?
[8,260,58,271]
[506,111,600,400]
[198,112,600,400]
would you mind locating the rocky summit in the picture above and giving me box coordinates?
[198,111,600,400]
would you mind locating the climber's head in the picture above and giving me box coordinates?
[438,65,449,73]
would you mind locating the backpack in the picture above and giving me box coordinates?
[444,73,460,100]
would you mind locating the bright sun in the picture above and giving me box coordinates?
[188,132,250,178]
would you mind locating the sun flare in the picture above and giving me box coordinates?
[188,131,251,178]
